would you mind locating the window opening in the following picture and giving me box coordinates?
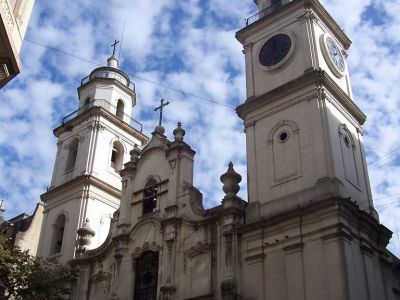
[116,99,124,119]
[344,135,351,148]
[111,142,123,171]
[143,179,158,215]
[134,251,159,300]
[278,131,289,142]
[84,97,91,106]
[65,139,79,171]
[51,214,66,254]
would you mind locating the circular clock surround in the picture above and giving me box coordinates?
[258,32,296,71]
[320,33,346,77]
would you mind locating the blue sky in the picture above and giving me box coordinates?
[1,0,400,255]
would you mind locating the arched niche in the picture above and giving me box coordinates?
[267,120,302,185]
[338,124,359,187]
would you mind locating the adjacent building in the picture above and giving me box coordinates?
[0,0,35,87]
[0,202,44,255]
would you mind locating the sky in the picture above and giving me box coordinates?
[1,0,400,256]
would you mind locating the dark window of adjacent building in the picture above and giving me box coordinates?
[143,179,158,215]
[134,251,159,300]
[65,139,79,172]
[51,214,66,254]
[116,99,124,119]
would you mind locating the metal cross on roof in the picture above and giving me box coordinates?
[154,98,170,126]
[111,40,120,56]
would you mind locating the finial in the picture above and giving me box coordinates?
[77,218,95,254]
[130,145,141,162]
[220,162,242,197]
[107,40,120,68]
[154,98,170,126]
[173,122,185,142]
[154,125,165,134]
[111,40,120,56]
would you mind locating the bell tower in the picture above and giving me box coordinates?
[236,0,376,220]
[38,53,148,263]
[235,2,397,300]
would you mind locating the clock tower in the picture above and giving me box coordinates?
[236,0,376,220]
[235,1,397,299]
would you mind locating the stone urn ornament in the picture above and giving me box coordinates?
[77,218,95,253]
[220,162,242,197]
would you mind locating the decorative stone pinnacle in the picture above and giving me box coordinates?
[77,218,95,253]
[173,122,185,142]
[130,145,141,162]
[220,162,242,197]
[154,124,166,134]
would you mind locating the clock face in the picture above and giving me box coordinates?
[326,36,345,73]
[259,34,292,68]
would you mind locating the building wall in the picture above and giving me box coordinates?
[14,203,44,255]
[0,0,35,86]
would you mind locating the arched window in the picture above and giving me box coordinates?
[51,214,66,254]
[111,141,124,171]
[134,251,159,300]
[65,139,79,172]
[116,99,124,119]
[143,179,158,215]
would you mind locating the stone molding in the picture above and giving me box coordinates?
[236,69,366,126]
[298,8,318,24]
[53,106,148,144]
[41,174,121,203]
[133,241,161,258]
[0,0,15,31]
[185,242,211,259]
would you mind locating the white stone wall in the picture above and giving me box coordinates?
[50,115,141,190]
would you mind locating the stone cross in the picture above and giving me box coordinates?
[111,40,120,56]
[154,98,170,126]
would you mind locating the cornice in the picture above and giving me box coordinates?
[166,141,196,157]
[53,106,149,144]
[238,197,393,249]
[78,75,135,101]
[41,174,121,202]
[236,0,351,49]
[236,69,366,125]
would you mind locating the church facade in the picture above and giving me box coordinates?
[37,0,400,299]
